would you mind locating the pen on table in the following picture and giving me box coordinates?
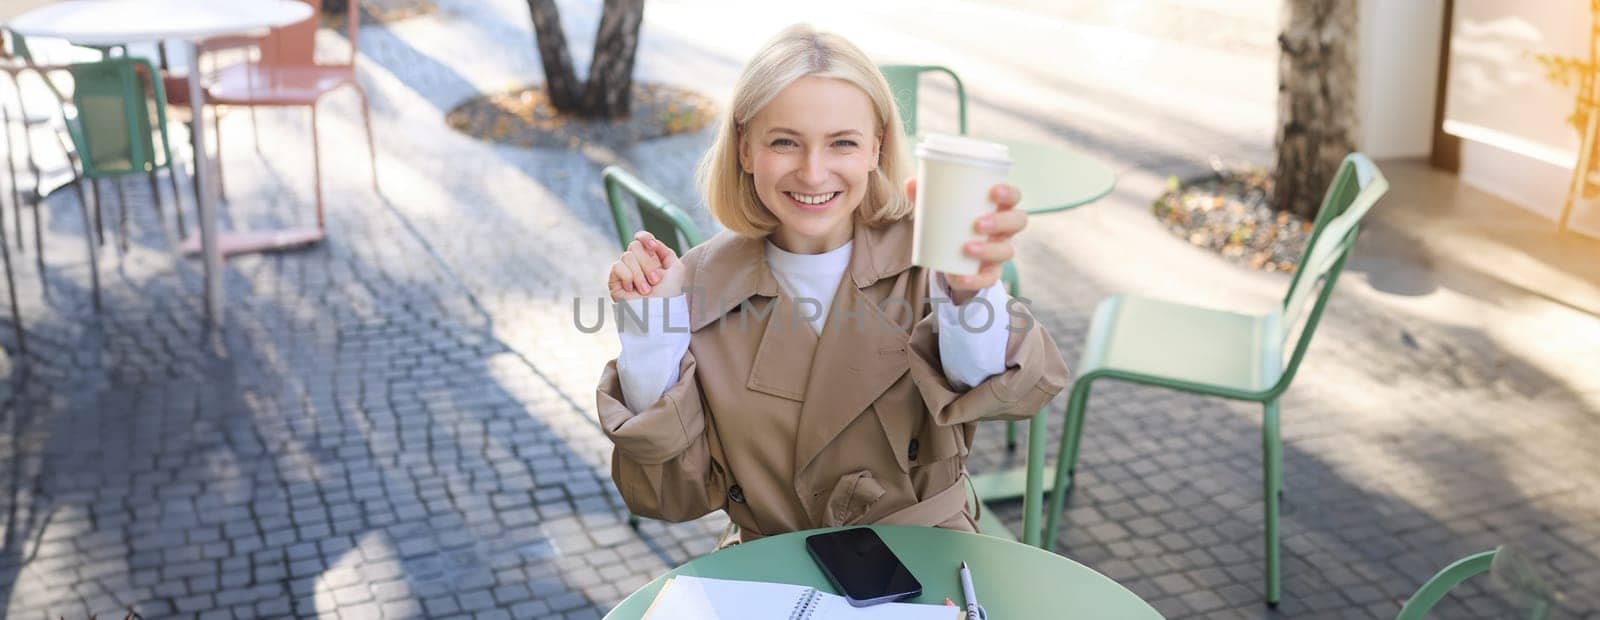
[959,561,986,620]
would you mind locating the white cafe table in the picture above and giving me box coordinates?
[9,0,315,327]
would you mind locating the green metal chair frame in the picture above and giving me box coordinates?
[1043,153,1389,605]
[1397,549,1496,619]
[3,31,144,263]
[1397,547,1551,619]
[877,64,967,138]
[60,56,183,255]
[601,165,704,528]
[602,165,703,255]
[0,33,110,311]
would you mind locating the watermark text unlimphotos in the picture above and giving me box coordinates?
[572,286,1035,335]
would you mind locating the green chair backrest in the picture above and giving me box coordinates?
[601,165,704,256]
[878,64,967,137]
[1397,547,1552,619]
[1267,153,1388,395]
[63,56,174,178]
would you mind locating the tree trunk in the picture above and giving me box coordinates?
[526,0,583,111]
[1273,0,1359,221]
[581,0,645,118]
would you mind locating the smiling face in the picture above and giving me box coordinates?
[740,76,882,254]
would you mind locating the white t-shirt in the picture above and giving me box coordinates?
[764,239,854,335]
[615,241,1011,413]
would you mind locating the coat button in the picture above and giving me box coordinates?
[728,484,746,504]
[908,438,920,462]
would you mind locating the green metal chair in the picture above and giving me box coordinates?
[602,165,703,255]
[60,56,183,256]
[1397,547,1552,619]
[3,31,111,261]
[1042,153,1389,605]
[601,165,703,529]
[877,64,967,138]
[0,34,103,311]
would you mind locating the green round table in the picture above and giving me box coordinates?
[904,135,1117,214]
[605,525,1163,619]
[993,137,1117,214]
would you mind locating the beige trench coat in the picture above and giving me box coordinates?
[595,216,1069,542]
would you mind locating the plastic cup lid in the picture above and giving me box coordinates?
[915,133,1012,167]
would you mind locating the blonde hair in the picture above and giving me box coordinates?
[698,24,913,238]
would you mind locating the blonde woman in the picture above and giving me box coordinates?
[597,24,1067,544]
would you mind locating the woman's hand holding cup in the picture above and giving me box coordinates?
[905,178,1027,305]
[608,231,685,302]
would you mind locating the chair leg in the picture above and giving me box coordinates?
[355,84,380,194]
[628,513,640,529]
[1021,407,1048,547]
[309,104,325,230]
[1063,382,1091,479]
[0,181,23,354]
[146,171,165,229]
[90,178,105,246]
[29,183,43,275]
[2,103,23,252]
[168,164,187,238]
[14,88,46,263]
[1263,398,1282,606]
[1044,378,1093,549]
[74,179,101,312]
[114,177,130,253]
[1006,421,1018,452]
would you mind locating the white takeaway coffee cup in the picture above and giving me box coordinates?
[912,133,1013,276]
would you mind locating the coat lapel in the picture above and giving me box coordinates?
[791,218,918,484]
[790,274,911,480]
[744,290,818,401]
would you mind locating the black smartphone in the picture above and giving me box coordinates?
[804,527,923,607]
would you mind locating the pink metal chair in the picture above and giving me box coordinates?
[204,0,378,230]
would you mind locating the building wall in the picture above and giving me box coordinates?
[1358,0,1445,159]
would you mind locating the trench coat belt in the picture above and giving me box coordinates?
[872,471,975,527]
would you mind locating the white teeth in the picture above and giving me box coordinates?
[789,192,837,205]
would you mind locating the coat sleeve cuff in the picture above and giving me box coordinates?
[908,297,1070,425]
[596,351,705,464]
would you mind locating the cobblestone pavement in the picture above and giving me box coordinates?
[2,0,1598,618]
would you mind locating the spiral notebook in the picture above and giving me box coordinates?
[641,575,963,620]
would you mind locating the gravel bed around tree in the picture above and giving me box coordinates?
[446,82,716,149]
[1151,164,1313,273]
